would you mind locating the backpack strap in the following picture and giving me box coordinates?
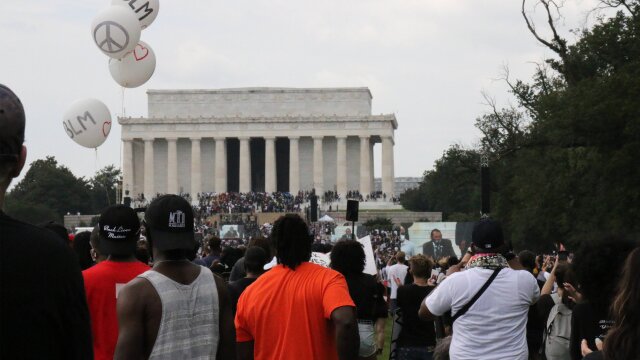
[546,302,560,330]
[451,267,502,323]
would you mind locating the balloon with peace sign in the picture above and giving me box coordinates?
[91,6,141,59]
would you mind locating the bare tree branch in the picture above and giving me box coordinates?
[500,64,540,119]
[599,0,637,18]
[522,0,565,55]
[542,0,568,54]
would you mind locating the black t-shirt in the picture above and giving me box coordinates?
[0,211,93,359]
[228,277,257,314]
[536,293,557,323]
[396,283,436,347]
[344,273,388,321]
[570,302,614,360]
[583,351,604,360]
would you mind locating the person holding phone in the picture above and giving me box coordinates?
[568,236,635,360]
[419,220,540,360]
[396,255,437,360]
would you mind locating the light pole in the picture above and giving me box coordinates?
[480,151,490,219]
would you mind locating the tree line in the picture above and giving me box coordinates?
[5,157,121,225]
[401,1,640,251]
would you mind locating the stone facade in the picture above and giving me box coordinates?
[374,177,422,196]
[119,88,397,199]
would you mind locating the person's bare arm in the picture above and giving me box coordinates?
[114,280,147,360]
[237,341,254,360]
[541,258,558,295]
[418,300,437,321]
[375,317,386,353]
[460,250,472,267]
[214,275,237,360]
[331,306,359,360]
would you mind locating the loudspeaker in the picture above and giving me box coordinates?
[481,166,490,214]
[123,196,132,208]
[346,200,359,222]
[310,195,318,222]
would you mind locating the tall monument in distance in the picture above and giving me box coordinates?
[119,87,397,200]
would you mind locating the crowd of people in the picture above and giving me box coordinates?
[195,191,311,215]
[132,189,400,218]
[2,85,640,359]
[344,190,400,203]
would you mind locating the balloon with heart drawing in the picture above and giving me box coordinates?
[109,41,156,88]
[62,98,112,149]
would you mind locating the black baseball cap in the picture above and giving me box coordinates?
[0,84,25,160]
[145,195,195,251]
[471,219,505,252]
[98,205,141,256]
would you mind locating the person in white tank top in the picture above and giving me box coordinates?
[114,195,236,360]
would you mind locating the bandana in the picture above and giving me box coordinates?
[466,253,509,270]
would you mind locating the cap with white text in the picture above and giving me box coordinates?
[144,194,195,251]
[98,205,141,256]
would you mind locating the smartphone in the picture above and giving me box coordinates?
[430,269,441,282]
[558,251,568,261]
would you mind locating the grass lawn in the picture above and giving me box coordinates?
[381,316,393,359]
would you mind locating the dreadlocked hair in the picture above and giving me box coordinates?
[270,214,312,270]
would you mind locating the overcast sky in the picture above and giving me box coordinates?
[1,0,606,185]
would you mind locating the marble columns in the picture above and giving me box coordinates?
[289,137,300,194]
[359,136,372,195]
[264,137,276,193]
[239,137,251,193]
[191,137,201,197]
[336,136,348,196]
[123,139,134,196]
[313,136,324,195]
[214,137,227,193]
[382,136,395,197]
[167,137,178,194]
[143,138,154,198]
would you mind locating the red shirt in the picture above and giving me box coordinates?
[83,260,149,360]
[235,262,355,360]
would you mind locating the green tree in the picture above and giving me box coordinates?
[89,165,121,213]
[5,157,92,223]
[484,1,640,250]
[401,145,481,221]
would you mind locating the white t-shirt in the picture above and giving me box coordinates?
[387,263,408,300]
[425,267,540,360]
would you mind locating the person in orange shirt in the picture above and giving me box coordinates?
[235,214,360,360]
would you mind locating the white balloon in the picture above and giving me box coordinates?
[63,99,112,149]
[91,6,141,59]
[109,41,156,88]
[111,0,160,30]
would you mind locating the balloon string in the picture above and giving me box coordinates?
[95,148,99,173]
[121,86,126,117]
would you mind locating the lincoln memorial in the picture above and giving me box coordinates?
[119,87,398,201]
